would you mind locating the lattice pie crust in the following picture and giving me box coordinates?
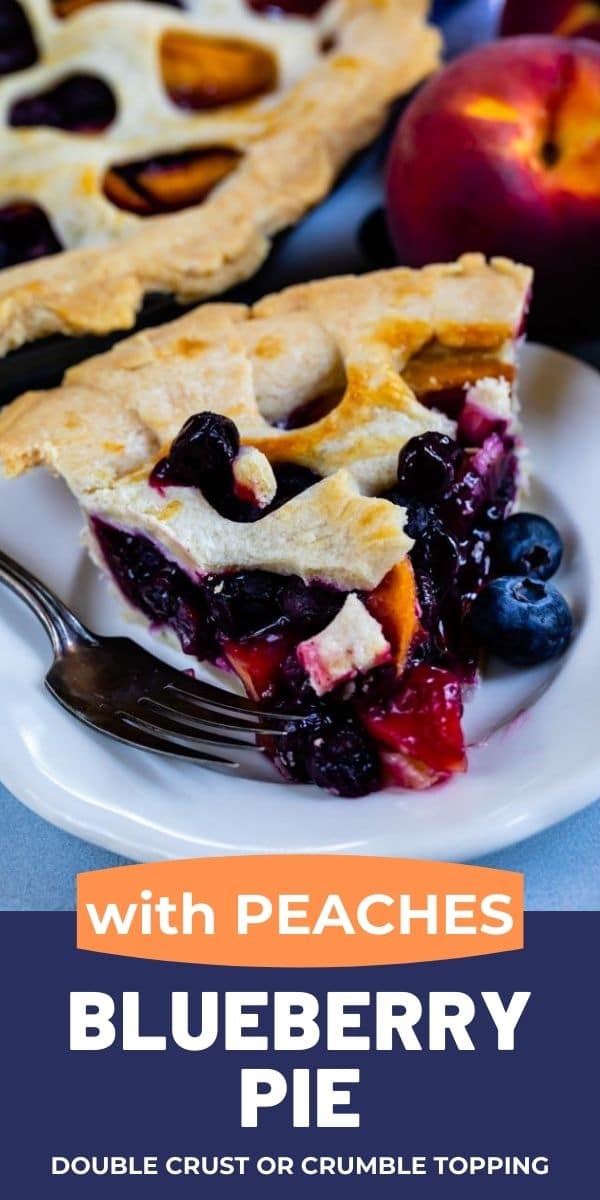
[0,0,441,354]
[0,254,532,591]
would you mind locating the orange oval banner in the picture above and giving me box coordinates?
[76,856,523,967]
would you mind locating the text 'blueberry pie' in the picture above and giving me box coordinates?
[0,253,533,796]
[0,0,440,355]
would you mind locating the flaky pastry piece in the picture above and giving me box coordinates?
[0,0,441,355]
[0,253,532,505]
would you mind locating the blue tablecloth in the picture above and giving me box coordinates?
[1,784,599,911]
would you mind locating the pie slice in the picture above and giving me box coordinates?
[0,254,533,796]
[0,0,440,356]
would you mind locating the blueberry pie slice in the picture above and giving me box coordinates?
[0,254,533,796]
[0,0,440,355]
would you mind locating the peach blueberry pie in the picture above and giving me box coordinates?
[0,0,440,355]
[0,254,537,796]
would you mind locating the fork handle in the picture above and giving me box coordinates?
[0,548,95,655]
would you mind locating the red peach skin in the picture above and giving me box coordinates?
[501,0,600,41]
[385,37,600,325]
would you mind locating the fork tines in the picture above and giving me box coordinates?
[162,678,302,725]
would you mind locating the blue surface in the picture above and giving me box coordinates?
[1,782,599,911]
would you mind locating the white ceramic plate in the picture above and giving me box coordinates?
[0,344,598,862]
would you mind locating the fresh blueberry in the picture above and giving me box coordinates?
[397,433,461,501]
[468,576,573,666]
[494,513,563,581]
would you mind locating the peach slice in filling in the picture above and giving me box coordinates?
[160,30,277,112]
[103,146,242,215]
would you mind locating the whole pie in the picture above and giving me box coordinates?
[0,0,440,356]
[0,253,533,796]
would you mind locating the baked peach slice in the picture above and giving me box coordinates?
[160,30,277,112]
[103,146,242,215]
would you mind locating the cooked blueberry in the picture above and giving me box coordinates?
[169,412,240,478]
[468,576,573,667]
[151,412,244,513]
[494,513,563,581]
[278,652,318,708]
[351,662,399,703]
[138,565,178,622]
[308,717,381,797]
[443,461,487,529]
[457,530,492,604]
[397,433,461,501]
[148,454,189,490]
[442,435,517,535]
[383,490,431,539]
[410,514,459,594]
[275,711,381,797]
[172,594,214,659]
[91,518,218,659]
[281,577,344,631]
[269,462,322,510]
[206,571,284,638]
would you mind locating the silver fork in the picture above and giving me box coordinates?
[0,548,297,773]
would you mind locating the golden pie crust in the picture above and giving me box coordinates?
[0,254,532,590]
[0,0,441,355]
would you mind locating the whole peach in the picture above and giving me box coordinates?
[501,1,600,41]
[385,37,600,325]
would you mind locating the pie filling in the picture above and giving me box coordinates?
[159,31,278,112]
[90,382,520,798]
[0,201,63,267]
[9,73,117,133]
[103,146,242,215]
[51,0,183,16]
[246,0,328,14]
[1,2,332,265]
[0,0,38,77]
